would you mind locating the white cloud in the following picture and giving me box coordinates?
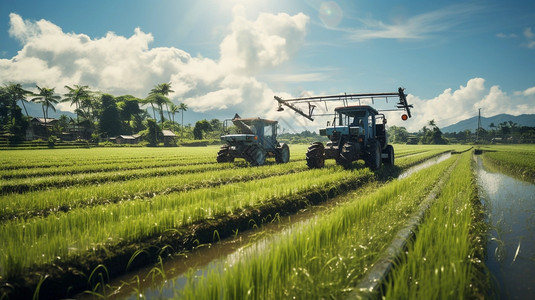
[496,33,518,38]
[386,78,535,132]
[520,86,535,96]
[523,27,535,49]
[0,11,309,116]
[347,4,484,42]
[265,72,328,82]
[219,11,309,75]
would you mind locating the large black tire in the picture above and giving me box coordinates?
[382,145,394,165]
[306,142,325,169]
[216,145,234,163]
[275,143,290,164]
[337,142,357,169]
[247,147,266,166]
[365,141,382,170]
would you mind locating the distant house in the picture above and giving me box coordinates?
[30,117,58,139]
[110,134,141,144]
[62,120,94,141]
[162,130,178,145]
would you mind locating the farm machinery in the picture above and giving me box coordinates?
[274,87,413,170]
[217,114,290,166]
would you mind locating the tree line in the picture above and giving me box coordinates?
[388,119,535,144]
[0,82,195,145]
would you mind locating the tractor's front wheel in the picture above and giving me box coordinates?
[216,145,234,163]
[275,143,290,163]
[306,142,325,169]
[365,141,382,170]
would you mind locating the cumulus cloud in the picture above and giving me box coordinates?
[186,11,309,112]
[386,78,535,132]
[0,12,309,115]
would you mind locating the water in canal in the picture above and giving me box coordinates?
[476,157,535,299]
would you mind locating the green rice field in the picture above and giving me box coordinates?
[1,144,520,299]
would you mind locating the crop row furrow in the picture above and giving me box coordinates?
[0,158,218,179]
[0,161,310,222]
[1,161,241,194]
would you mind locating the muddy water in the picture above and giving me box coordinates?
[398,152,451,179]
[95,154,452,299]
[476,157,535,299]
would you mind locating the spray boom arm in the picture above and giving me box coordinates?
[274,87,412,121]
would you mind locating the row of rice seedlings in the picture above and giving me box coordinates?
[383,151,489,299]
[0,166,372,279]
[0,146,436,221]
[0,145,311,170]
[0,146,433,221]
[0,145,309,179]
[0,153,217,179]
[1,161,242,194]
[0,160,312,221]
[480,145,535,182]
[392,144,461,158]
[0,146,218,164]
[0,147,207,169]
[174,156,458,299]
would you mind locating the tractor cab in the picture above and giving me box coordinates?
[218,114,289,166]
[321,105,387,149]
[222,116,278,150]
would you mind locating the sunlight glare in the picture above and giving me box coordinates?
[319,1,343,28]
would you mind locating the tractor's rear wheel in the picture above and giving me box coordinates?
[275,143,290,163]
[306,142,325,169]
[382,145,394,165]
[248,147,266,166]
[365,141,382,170]
[216,145,234,163]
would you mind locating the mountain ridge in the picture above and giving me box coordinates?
[441,113,535,133]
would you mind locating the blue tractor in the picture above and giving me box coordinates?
[217,114,290,166]
[274,87,412,170]
[306,105,393,170]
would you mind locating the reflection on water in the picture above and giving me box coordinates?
[476,157,535,299]
[398,152,451,179]
[101,206,324,299]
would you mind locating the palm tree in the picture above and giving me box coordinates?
[142,96,158,121]
[4,83,32,118]
[31,86,60,137]
[62,85,91,124]
[169,103,179,124]
[150,83,174,122]
[146,93,171,125]
[178,102,188,137]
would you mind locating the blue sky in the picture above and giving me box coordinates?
[1,0,534,132]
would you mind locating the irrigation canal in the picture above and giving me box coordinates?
[476,157,535,299]
[85,152,452,299]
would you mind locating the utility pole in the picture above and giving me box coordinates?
[476,108,482,144]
